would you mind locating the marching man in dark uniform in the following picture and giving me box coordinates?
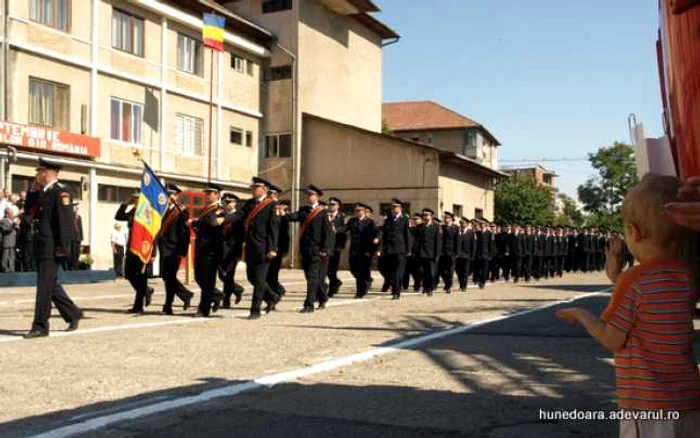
[524,225,535,282]
[404,213,423,292]
[456,217,476,292]
[438,212,459,294]
[116,189,154,314]
[416,208,441,297]
[500,224,516,282]
[24,158,83,338]
[475,221,492,289]
[266,185,288,299]
[158,184,193,315]
[69,203,83,270]
[326,197,346,298]
[338,203,377,299]
[188,184,224,317]
[219,193,245,308]
[566,227,577,272]
[379,199,412,300]
[286,185,333,312]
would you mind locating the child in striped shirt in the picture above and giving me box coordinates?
[557,173,700,438]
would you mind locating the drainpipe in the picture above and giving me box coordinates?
[275,41,297,268]
[3,0,9,121]
[88,0,98,263]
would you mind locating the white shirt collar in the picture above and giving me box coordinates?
[311,202,319,209]
[43,180,59,192]
[257,195,266,203]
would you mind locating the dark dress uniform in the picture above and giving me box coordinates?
[236,196,280,317]
[288,204,333,310]
[341,216,376,298]
[327,211,347,297]
[115,201,152,312]
[158,204,193,313]
[557,234,568,277]
[191,203,223,316]
[220,209,245,307]
[267,211,289,297]
[566,232,577,272]
[456,227,476,291]
[69,213,83,270]
[404,223,422,291]
[501,231,516,281]
[534,232,546,279]
[381,213,413,297]
[25,182,82,335]
[545,233,556,278]
[438,224,459,292]
[416,221,441,295]
[513,231,525,282]
[597,234,607,271]
[475,229,492,288]
[524,231,535,281]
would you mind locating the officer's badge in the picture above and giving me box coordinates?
[60,192,71,206]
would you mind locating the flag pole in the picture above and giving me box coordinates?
[207,49,214,183]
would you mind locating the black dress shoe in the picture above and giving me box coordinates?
[193,312,208,318]
[318,302,326,310]
[145,287,154,307]
[67,319,80,332]
[234,294,243,305]
[24,330,49,339]
[460,288,467,293]
[300,306,314,313]
[264,302,276,314]
[127,308,144,315]
[162,308,174,316]
[212,295,222,313]
[445,289,452,294]
[427,291,433,297]
[249,312,261,320]
[479,283,485,289]
[183,295,192,311]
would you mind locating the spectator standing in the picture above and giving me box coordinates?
[70,203,84,270]
[17,210,35,272]
[111,223,127,277]
[0,208,18,272]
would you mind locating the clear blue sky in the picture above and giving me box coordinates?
[378,0,662,199]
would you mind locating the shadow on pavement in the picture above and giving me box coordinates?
[520,284,611,293]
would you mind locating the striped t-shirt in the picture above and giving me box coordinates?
[601,261,700,411]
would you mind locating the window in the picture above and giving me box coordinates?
[110,98,143,144]
[98,184,135,203]
[245,131,253,148]
[246,60,254,76]
[231,55,244,72]
[30,0,70,31]
[264,133,292,158]
[262,0,292,14]
[229,127,243,145]
[453,204,463,219]
[112,9,144,57]
[29,78,70,129]
[475,208,484,220]
[175,114,204,155]
[14,175,81,199]
[266,65,292,81]
[462,130,477,157]
[177,33,203,75]
[341,203,358,217]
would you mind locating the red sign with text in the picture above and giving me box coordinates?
[0,122,101,159]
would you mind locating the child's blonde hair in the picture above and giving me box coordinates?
[621,173,690,245]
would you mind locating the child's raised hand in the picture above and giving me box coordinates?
[555,307,582,324]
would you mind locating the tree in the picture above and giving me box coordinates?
[381,119,393,135]
[577,142,638,231]
[555,193,584,227]
[495,175,556,226]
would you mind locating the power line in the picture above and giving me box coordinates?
[500,157,588,163]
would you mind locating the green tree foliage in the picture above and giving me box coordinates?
[577,142,639,231]
[495,175,556,226]
[381,119,393,135]
[555,193,585,227]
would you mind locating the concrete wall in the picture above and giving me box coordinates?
[438,161,495,221]
[392,128,499,170]
[302,116,440,214]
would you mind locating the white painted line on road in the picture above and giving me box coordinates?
[28,288,610,438]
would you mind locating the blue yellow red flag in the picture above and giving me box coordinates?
[203,13,225,51]
[129,164,169,264]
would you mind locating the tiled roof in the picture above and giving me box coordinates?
[382,101,481,132]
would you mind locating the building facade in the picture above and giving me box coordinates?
[0,0,270,269]
[501,165,557,188]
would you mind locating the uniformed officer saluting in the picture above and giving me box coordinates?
[24,158,83,339]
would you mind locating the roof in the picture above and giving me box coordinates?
[501,165,557,176]
[352,13,400,40]
[303,113,507,179]
[382,100,501,146]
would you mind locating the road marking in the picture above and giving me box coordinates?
[28,288,609,438]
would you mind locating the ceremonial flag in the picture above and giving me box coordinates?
[202,13,225,51]
[129,164,169,264]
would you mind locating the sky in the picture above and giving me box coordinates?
[377,0,662,199]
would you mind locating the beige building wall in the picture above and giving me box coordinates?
[438,161,495,221]
[392,128,499,170]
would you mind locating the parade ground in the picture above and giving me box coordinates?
[1,270,698,438]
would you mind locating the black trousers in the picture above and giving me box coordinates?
[420,258,437,292]
[125,252,149,311]
[32,257,81,332]
[438,255,456,290]
[161,255,192,311]
[113,245,125,277]
[513,257,523,281]
[69,241,81,270]
[456,258,471,290]
[350,254,372,297]
[501,256,514,281]
[266,253,285,296]
[219,259,244,305]
[20,241,35,272]
[328,250,343,294]
[556,255,564,277]
[490,257,500,281]
[194,252,217,316]
[384,254,406,294]
[378,255,390,287]
[402,256,414,290]
[476,259,490,287]
[301,254,328,307]
[523,255,533,280]
[246,258,278,314]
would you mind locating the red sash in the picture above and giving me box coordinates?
[299,206,327,238]
[245,197,275,233]
[160,207,180,236]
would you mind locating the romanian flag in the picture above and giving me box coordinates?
[203,13,225,51]
[130,164,169,264]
